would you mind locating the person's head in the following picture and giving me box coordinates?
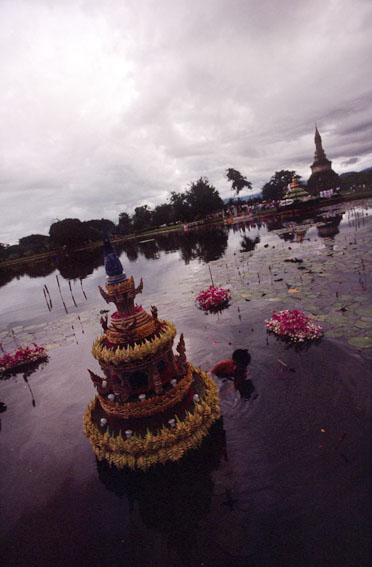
[232,348,251,367]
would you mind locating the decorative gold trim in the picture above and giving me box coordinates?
[83,367,220,471]
[106,319,157,344]
[92,320,176,365]
[105,276,135,294]
[98,363,193,418]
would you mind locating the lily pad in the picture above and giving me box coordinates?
[355,308,372,317]
[310,314,327,321]
[326,329,346,338]
[325,315,349,325]
[303,304,318,312]
[354,321,372,329]
[348,336,372,349]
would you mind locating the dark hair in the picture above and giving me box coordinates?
[232,348,251,366]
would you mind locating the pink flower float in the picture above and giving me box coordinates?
[195,285,231,312]
[0,344,48,377]
[265,309,324,343]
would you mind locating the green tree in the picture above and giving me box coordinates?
[0,243,9,260]
[261,170,303,201]
[132,205,152,232]
[84,219,116,237]
[152,203,172,227]
[226,168,252,196]
[3,244,24,260]
[117,212,133,235]
[186,177,223,219]
[49,218,97,247]
[19,234,50,253]
[169,191,191,223]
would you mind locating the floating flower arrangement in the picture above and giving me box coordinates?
[265,309,324,342]
[0,344,48,376]
[195,285,231,312]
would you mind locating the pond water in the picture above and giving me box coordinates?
[1,199,371,566]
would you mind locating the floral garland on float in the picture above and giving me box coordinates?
[84,368,220,471]
[195,285,231,312]
[265,309,324,342]
[0,344,48,377]
[84,235,221,472]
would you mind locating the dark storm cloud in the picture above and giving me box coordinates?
[1,0,372,243]
[341,157,360,167]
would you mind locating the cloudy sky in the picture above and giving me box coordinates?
[1,0,372,244]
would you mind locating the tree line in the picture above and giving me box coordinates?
[4,164,366,262]
[0,172,250,260]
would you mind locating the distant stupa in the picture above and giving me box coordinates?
[307,126,340,195]
[283,176,310,202]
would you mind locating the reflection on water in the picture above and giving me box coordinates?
[97,419,226,565]
[1,200,371,292]
[0,199,371,567]
[240,235,260,252]
[0,356,49,409]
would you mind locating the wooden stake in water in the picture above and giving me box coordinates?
[68,280,78,307]
[23,374,36,407]
[11,329,19,347]
[43,287,51,311]
[44,284,52,309]
[56,275,68,313]
[77,315,84,334]
[80,278,87,301]
[208,264,215,287]
[71,324,78,344]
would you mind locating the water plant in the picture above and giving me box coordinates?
[195,285,231,311]
[265,309,324,342]
[0,344,48,375]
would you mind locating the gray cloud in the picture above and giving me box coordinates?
[341,157,360,167]
[1,0,372,243]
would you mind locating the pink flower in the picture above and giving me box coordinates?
[265,309,323,342]
[196,285,231,311]
[0,344,47,372]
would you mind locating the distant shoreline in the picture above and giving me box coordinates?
[1,188,371,270]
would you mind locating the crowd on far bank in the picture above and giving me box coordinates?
[224,183,370,220]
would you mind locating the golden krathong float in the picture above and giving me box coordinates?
[84,236,220,471]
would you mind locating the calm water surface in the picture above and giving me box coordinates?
[1,199,371,566]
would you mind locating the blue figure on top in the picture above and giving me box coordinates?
[103,233,127,286]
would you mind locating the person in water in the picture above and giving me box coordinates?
[210,348,257,400]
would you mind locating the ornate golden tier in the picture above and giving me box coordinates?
[92,320,177,365]
[84,237,220,470]
[98,363,193,419]
[104,308,157,345]
[84,367,220,471]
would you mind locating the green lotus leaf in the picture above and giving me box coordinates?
[354,321,372,329]
[326,329,346,338]
[355,308,372,316]
[324,315,349,325]
[348,336,372,349]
